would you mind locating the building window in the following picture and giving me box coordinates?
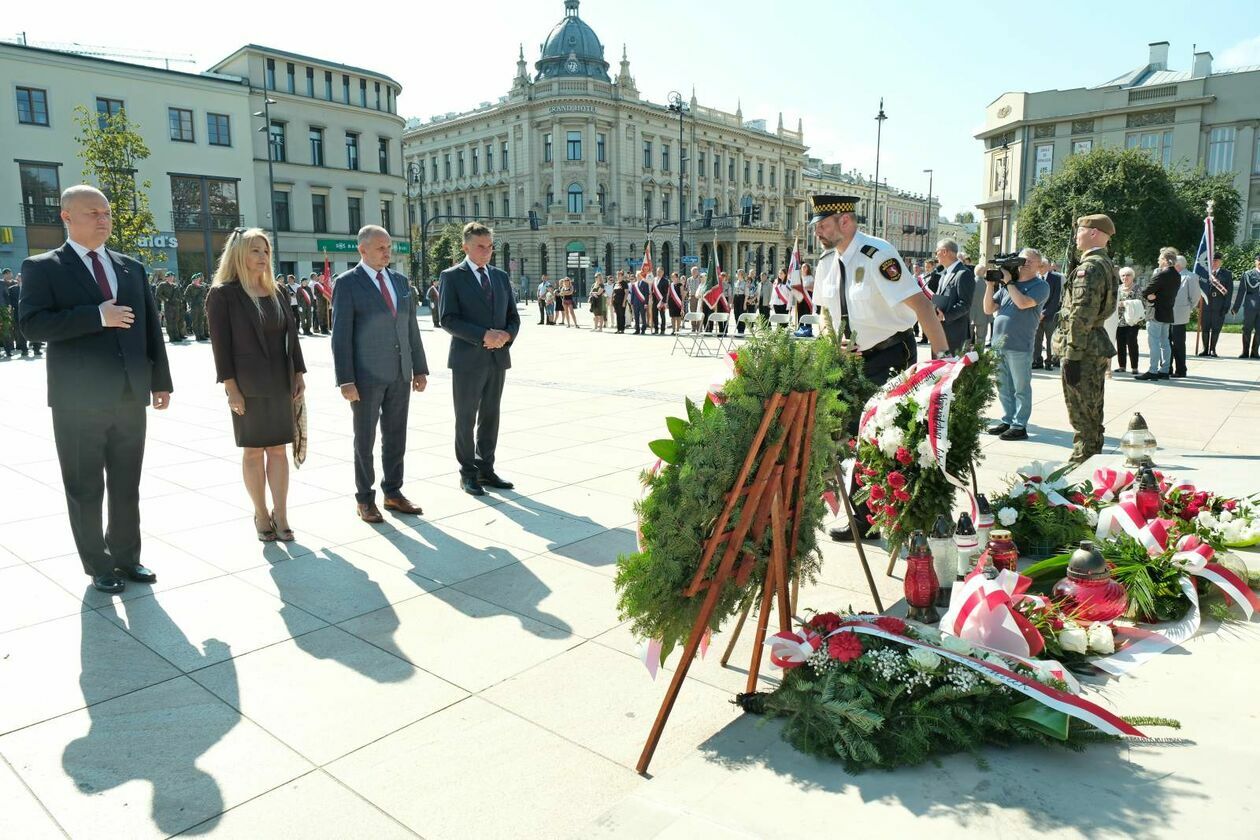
[596,185,605,212]
[445,200,452,217]
[1071,138,1093,156]
[992,156,1008,192]
[1250,210,1260,240]
[1254,135,1260,175]
[698,151,706,176]
[269,121,286,162]
[309,127,325,166]
[95,97,124,129]
[457,149,465,177]
[567,130,582,160]
[643,190,652,219]
[1207,126,1236,175]
[661,194,670,220]
[207,113,231,146]
[286,63,295,93]
[359,79,367,107]
[486,196,493,217]
[770,165,776,188]
[1034,143,1053,183]
[342,74,350,104]
[662,144,671,172]
[19,162,60,224]
[546,189,554,207]
[502,193,509,216]
[444,153,451,179]
[544,133,553,163]
[324,70,333,100]
[305,67,314,97]
[757,163,763,186]
[643,140,652,168]
[597,133,606,162]
[431,158,438,182]
[473,196,481,217]
[16,87,49,126]
[744,160,751,184]
[728,158,735,182]
[266,58,276,90]
[567,182,584,213]
[458,198,466,217]
[379,138,390,174]
[472,147,479,175]
[381,199,392,232]
[168,107,194,142]
[501,141,508,170]
[312,194,328,233]
[485,143,494,172]
[348,196,362,232]
[1125,130,1173,168]
[375,81,381,110]
[345,132,360,170]
[273,190,290,230]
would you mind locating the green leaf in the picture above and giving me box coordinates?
[648,439,680,464]
[703,393,718,416]
[665,416,688,442]
[1011,699,1071,741]
[1021,555,1070,582]
[658,636,675,666]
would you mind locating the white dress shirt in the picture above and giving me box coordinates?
[357,261,397,310]
[67,238,119,326]
[462,256,492,294]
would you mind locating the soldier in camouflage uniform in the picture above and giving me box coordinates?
[154,274,186,342]
[296,276,315,335]
[1054,214,1118,465]
[183,273,209,341]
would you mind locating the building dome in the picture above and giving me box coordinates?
[535,0,610,82]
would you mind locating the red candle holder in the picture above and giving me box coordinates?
[986,529,1019,573]
[904,530,940,623]
[1051,540,1128,623]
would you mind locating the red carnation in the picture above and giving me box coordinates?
[807,611,842,634]
[869,484,886,501]
[855,472,867,487]
[1185,504,1200,518]
[1070,492,1086,505]
[895,447,913,465]
[873,616,907,635]
[893,488,911,503]
[1223,499,1238,512]
[887,471,907,489]
[848,438,858,450]
[866,514,878,526]
[828,632,864,662]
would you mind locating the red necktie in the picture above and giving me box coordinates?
[87,250,112,301]
[376,270,396,315]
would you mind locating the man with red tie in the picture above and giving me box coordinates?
[331,225,429,522]
[18,185,172,594]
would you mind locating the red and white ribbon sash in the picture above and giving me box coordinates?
[1019,478,1081,510]
[774,283,790,306]
[940,567,1047,658]
[767,619,1145,738]
[631,281,647,303]
[1093,467,1135,503]
[924,351,982,522]
[669,284,685,308]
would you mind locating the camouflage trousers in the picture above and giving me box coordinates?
[1062,356,1109,464]
[190,310,208,339]
[163,306,185,341]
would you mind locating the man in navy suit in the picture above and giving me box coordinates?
[931,238,975,353]
[19,185,172,593]
[439,222,520,496]
[332,225,429,522]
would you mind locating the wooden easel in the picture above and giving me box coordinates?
[636,390,817,775]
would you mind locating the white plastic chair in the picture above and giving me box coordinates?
[768,312,792,329]
[673,312,707,355]
[736,312,760,338]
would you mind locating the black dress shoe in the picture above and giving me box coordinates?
[829,524,879,542]
[987,422,1010,435]
[1134,372,1156,380]
[478,473,515,490]
[1170,371,1187,378]
[92,575,125,594]
[1156,372,1170,380]
[120,565,157,583]
[461,477,486,496]
[1000,426,1029,441]
[1031,360,1044,369]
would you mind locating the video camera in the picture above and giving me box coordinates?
[984,253,1025,285]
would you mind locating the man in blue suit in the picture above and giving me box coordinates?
[439,222,520,496]
[332,225,429,522]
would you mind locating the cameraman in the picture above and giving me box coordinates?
[983,247,1051,441]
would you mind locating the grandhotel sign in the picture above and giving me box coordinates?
[547,104,596,115]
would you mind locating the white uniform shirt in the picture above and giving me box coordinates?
[813,231,918,348]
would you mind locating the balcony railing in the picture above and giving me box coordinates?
[20,204,61,225]
[171,210,244,231]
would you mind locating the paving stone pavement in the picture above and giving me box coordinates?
[0,307,1257,839]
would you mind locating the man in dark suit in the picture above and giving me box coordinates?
[1199,252,1233,357]
[19,185,172,594]
[1033,257,1063,369]
[332,224,429,523]
[439,222,520,496]
[931,238,975,353]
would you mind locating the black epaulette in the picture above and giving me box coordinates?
[860,244,879,258]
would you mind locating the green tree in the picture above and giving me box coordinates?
[426,222,464,281]
[963,229,981,263]
[953,211,975,224]
[1018,147,1183,265]
[72,105,160,264]
[1169,168,1242,248]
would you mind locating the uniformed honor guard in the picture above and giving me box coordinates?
[154,273,186,342]
[1054,214,1118,465]
[183,273,209,341]
[810,194,948,542]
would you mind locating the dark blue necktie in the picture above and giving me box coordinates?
[478,267,492,305]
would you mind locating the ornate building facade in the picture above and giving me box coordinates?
[401,0,808,292]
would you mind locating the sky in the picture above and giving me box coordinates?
[15,0,1260,219]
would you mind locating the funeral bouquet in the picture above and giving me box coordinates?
[988,461,1098,557]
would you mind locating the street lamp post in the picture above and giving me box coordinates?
[872,98,887,239]
[252,94,278,271]
[668,91,687,276]
[405,161,425,283]
[922,168,934,257]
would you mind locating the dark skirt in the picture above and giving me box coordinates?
[232,396,294,448]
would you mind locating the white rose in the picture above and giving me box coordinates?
[1219,509,1234,523]
[1198,511,1217,528]
[1059,624,1088,654]
[907,648,942,672]
[915,626,943,644]
[940,635,974,656]
[875,398,900,427]
[997,507,1018,527]
[1086,622,1115,654]
[878,427,905,457]
[1085,508,1099,527]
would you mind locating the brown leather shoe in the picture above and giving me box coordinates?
[357,502,385,523]
[383,495,424,515]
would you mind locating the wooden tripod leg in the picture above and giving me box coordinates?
[835,461,885,613]
[770,490,792,633]
[720,597,752,666]
[744,555,778,694]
